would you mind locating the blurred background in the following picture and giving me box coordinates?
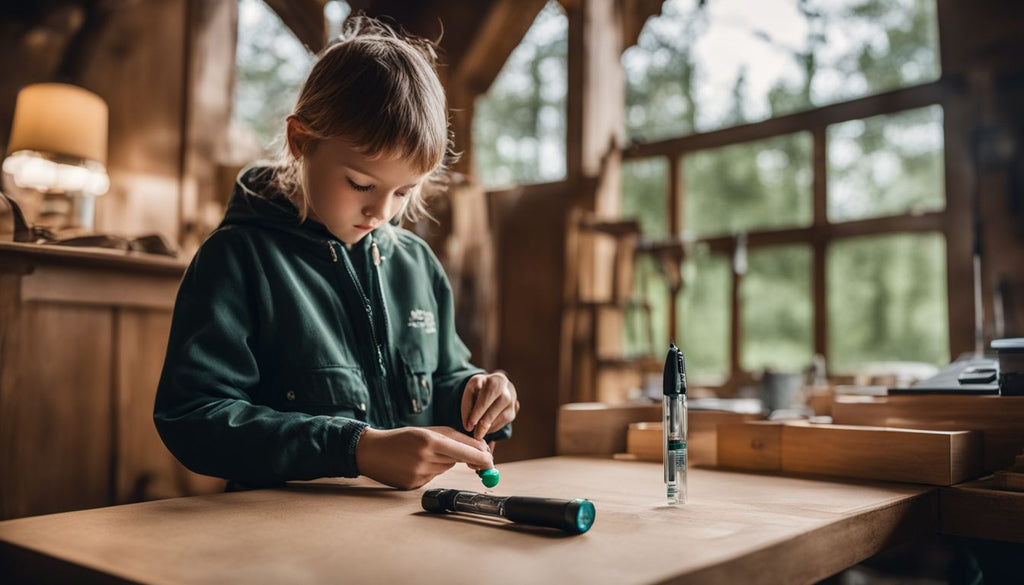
[1,0,1023,521]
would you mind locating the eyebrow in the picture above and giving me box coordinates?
[344,163,420,191]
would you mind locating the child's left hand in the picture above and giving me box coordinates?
[461,372,519,441]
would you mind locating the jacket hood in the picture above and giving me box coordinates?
[221,165,390,254]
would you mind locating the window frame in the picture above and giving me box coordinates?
[623,80,964,388]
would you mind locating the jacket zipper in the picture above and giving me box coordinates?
[328,238,398,427]
[369,240,421,414]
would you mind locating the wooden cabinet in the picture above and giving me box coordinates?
[0,242,222,519]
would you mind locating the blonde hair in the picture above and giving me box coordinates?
[270,17,452,225]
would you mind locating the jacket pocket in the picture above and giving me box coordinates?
[398,345,438,415]
[281,366,371,420]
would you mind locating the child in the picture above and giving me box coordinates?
[154,18,518,490]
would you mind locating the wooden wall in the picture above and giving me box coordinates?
[940,0,1024,340]
[0,0,237,250]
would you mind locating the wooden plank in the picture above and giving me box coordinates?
[179,0,237,257]
[781,424,982,486]
[717,421,784,472]
[0,242,187,275]
[0,457,937,585]
[831,394,1024,472]
[20,264,180,310]
[623,81,944,159]
[0,304,113,519]
[451,0,549,94]
[941,477,1024,543]
[115,310,224,504]
[556,401,660,456]
[718,421,983,486]
[263,0,326,53]
[626,411,760,465]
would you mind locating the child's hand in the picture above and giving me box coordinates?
[461,372,519,441]
[355,426,493,490]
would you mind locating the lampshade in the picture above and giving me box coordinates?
[3,83,109,195]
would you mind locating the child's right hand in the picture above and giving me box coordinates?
[355,426,493,490]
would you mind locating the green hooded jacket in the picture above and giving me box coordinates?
[154,167,508,487]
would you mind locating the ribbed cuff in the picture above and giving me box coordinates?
[325,417,370,478]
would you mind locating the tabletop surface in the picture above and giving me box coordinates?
[0,456,937,585]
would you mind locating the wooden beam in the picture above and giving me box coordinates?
[264,0,326,54]
[621,0,664,50]
[624,81,947,159]
[452,0,548,94]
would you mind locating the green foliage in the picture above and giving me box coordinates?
[622,159,670,238]
[741,246,813,371]
[828,233,949,372]
[473,2,568,188]
[828,105,945,221]
[622,0,948,379]
[683,133,813,237]
[233,0,314,153]
[677,250,732,383]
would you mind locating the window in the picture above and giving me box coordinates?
[623,0,941,141]
[622,158,669,238]
[677,249,732,383]
[622,0,949,385]
[683,133,813,237]
[828,105,945,222]
[473,1,568,188]
[828,232,949,373]
[232,0,316,155]
[741,245,813,372]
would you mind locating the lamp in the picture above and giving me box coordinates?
[2,82,110,233]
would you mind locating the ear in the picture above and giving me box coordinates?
[286,115,314,159]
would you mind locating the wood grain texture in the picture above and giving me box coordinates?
[115,310,223,504]
[20,264,180,310]
[0,457,936,585]
[0,304,113,519]
[831,395,1024,472]
[627,412,761,465]
[941,477,1024,543]
[0,245,202,519]
[76,0,187,241]
[717,422,983,486]
[717,422,784,472]
[557,402,661,456]
[781,424,982,486]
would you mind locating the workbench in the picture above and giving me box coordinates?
[0,457,938,584]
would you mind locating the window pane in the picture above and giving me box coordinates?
[677,249,732,384]
[828,105,945,222]
[683,133,812,237]
[234,0,314,154]
[473,1,567,188]
[625,254,670,359]
[827,232,949,373]
[624,0,940,141]
[741,245,813,372]
[622,158,669,238]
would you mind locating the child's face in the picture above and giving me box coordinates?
[290,122,425,245]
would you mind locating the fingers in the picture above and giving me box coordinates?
[461,375,483,432]
[476,401,518,440]
[430,433,494,469]
[428,426,488,451]
[464,374,516,436]
[473,397,508,440]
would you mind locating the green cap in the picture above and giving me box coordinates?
[477,468,500,488]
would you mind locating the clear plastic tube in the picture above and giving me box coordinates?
[663,394,688,505]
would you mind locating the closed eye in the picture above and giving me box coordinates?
[346,177,374,192]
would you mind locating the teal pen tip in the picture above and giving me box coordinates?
[477,468,500,488]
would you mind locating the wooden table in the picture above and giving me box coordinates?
[0,457,937,585]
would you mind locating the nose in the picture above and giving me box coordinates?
[362,192,393,222]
